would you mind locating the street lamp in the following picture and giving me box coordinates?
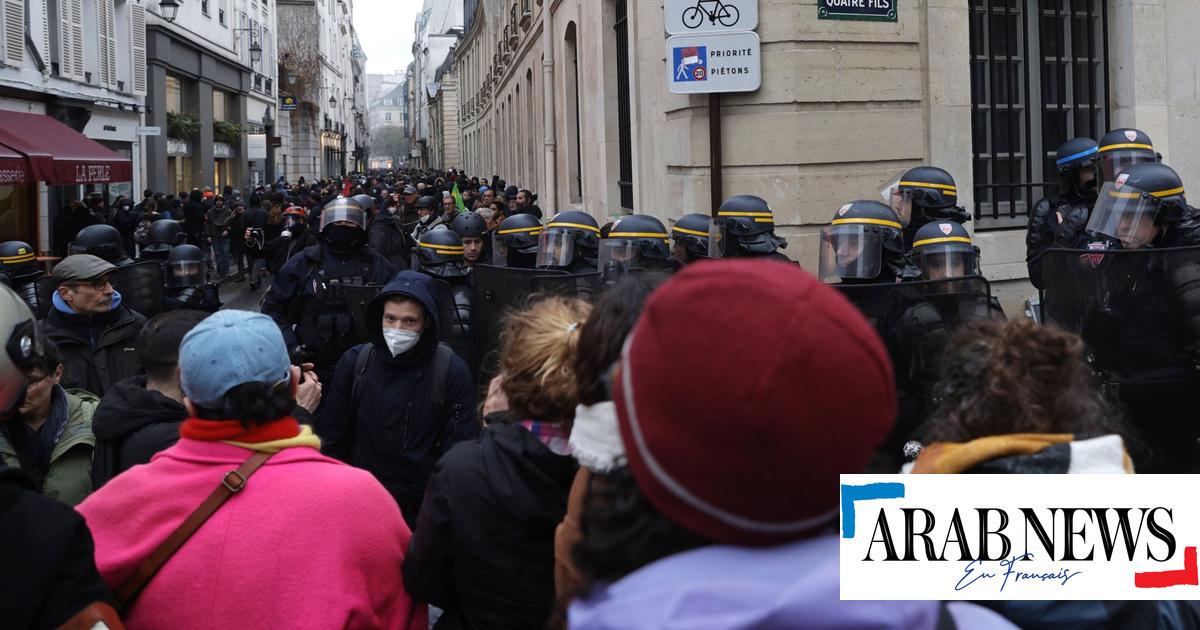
[233,28,262,65]
[328,95,337,109]
[158,0,180,22]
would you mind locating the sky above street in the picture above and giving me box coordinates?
[355,0,423,76]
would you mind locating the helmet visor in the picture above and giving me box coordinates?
[537,230,576,268]
[1098,150,1156,184]
[818,224,882,283]
[598,240,639,274]
[707,220,727,258]
[319,204,366,231]
[1086,182,1161,249]
[885,186,915,227]
[491,232,511,266]
[166,260,206,288]
[913,245,976,280]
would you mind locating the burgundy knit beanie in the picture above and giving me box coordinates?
[613,259,896,546]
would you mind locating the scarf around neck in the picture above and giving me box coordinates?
[180,417,322,453]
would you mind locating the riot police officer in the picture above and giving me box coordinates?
[885,166,970,247]
[69,224,135,267]
[414,229,470,281]
[139,220,186,264]
[818,200,916,285]
[261,197,396,384]
[414,229,474,371]
[1096,128,1157,186]
[709,195,789,260]
[0,241,47,315]
[450,211,489,268]
[1026,137,1101,287]
[1086,162,1200,250]
[411,195,446,240]
[491,214,543,268]
[599,214,678,281]
[669,213,710,266]
[910,220,979,281]
[537,210,600,274]
[164,244,221,313]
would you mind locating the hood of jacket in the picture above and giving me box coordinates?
[479,422,577,526]
[366,271,441,359]
[569,534,1014,630]
[91,376,187,441]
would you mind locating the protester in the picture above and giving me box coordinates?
[207,195,233,277]
[404,296,590,630]
[566,260,1015,629]
[78,310,427,628]
[318,271,477,526]
[41,255,146,397]
[0,334,98,506]
[90,310,208,489]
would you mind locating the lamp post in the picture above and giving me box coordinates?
[158,0,179,21]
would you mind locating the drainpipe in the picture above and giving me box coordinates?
[24,0,46,72]
[540,4,556,211]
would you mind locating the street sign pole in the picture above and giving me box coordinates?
[710,93,722,218]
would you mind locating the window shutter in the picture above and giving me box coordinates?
[3,0,23,64]
[57,0,70,76]
[130,2,145,94]
[98,0,114,87]
[40,0,49,64]
[69,0,83,80]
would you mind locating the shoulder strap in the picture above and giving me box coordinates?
[114,450,274,613]
[431,343,455,451]
[350,345,375,419]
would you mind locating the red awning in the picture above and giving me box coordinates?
[0,143,29,185]
[0,110,131,185]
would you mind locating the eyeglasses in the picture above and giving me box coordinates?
[67,278,113,291]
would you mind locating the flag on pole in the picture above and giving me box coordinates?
[452,182,469,214]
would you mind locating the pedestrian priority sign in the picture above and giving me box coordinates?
[673,46,708,82]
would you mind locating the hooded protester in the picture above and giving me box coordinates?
[183,189,206,248]
[403,296,590,630]
[90,310,208,489]
[318,271,477,526]
[567,260,1017,630]
[78,310,427,629]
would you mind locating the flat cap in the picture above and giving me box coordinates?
[52,254,116,285]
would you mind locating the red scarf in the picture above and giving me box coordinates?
[180,417,301,443]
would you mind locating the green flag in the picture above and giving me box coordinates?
[452,182,469,214]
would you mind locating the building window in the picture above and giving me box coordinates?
[213,89,228,121]
[202,0,209,15]
[969,0,1109,230]
[385,113,391,122]
[166,74,184,113]
[613,0,634,211]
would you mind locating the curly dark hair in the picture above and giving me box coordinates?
[192,380,295,429]
[574,273,668,406]
[920,318,1124,443]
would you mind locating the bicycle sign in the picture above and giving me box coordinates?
[665,0,757,35]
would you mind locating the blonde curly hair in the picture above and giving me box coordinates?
[499,296,592,424]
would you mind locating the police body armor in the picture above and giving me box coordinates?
[837,276,1003,470]
[111,261,165,317]
[1040,246,1200,472]
[472,264,569,385]
[165,284,222,313]
[292,244,375,370]
[433,278,476,380]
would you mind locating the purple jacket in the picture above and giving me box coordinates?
[568,533,1017,630]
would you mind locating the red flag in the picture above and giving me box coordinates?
[342,178,352,197]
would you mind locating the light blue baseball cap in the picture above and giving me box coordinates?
[179,310,292,407]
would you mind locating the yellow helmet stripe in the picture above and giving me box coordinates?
[717,211,773,218]
[548,221,602,234]
[671,226,709,238]
[1107,190,1142,200]
[912,236,973,248]
[831,217,903,229]
[609,231,670,239]
[1150,186,1185,198]
[1099,142,1154,153]
[419,242,465,253]
[0,253,35,264]
[753,218,775,224]
[899,181,958,195]
[496,225,543,235]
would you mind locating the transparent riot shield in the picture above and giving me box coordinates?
[472,264,569,385]
[111,261,165,317]
[342,284,384,343]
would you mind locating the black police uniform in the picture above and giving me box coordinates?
[138,220,185,264]
[891,167,970,248]
[163,244,221,313]
[714,195,789,260]
[70,224,135,267]
[1027,137,1101,288]
[0,241,46,315]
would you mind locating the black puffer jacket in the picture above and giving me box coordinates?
[41,296,146,397]
[89,375,185,489]
[402,422,578,630]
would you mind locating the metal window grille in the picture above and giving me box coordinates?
[614,0,634,211]
[969,0,1109,230]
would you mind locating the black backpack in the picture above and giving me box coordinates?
[349,342,456,449]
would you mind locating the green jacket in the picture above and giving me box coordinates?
[0,388,98,505]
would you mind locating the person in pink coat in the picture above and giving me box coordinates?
[77,310,427,629]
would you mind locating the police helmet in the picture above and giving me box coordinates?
[450,211,488,239]
[492,213,543,267]
[600,214,673,273]
[1087,162,1192,249]
[1096,128,1157,185]
[166,244,207,289]
[1055,137,1100,173]
[415,228,468,278]
[818,200,905,283]
[893,167,959,214]
[318,197,366,232]
[0,241,41,280]
[910,221,978,281]
[142,220,185,254]
[70,224,129,264]
[671,213,711,262]
[712,195,787,257]
[351,194,377,213]
[537,210,601,268]
[0,283,44,419]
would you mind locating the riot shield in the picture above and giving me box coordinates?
[111,261,165,317]
[835,276,1002,330]
[342,284,384,343]
[432,279,476,378]
[472,264,569,385]
[33,276,58,320]
[531,272,604,302]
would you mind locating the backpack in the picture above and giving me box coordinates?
[350,342,455,449]
[134,216,153,244]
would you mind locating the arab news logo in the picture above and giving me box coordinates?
[674,46,708,82]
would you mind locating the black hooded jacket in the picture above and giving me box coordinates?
[402,421,578,630]
[89,375,186,489]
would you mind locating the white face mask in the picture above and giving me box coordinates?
[382,328,420,357]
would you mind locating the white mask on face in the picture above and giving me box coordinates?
[382,328,420,357]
